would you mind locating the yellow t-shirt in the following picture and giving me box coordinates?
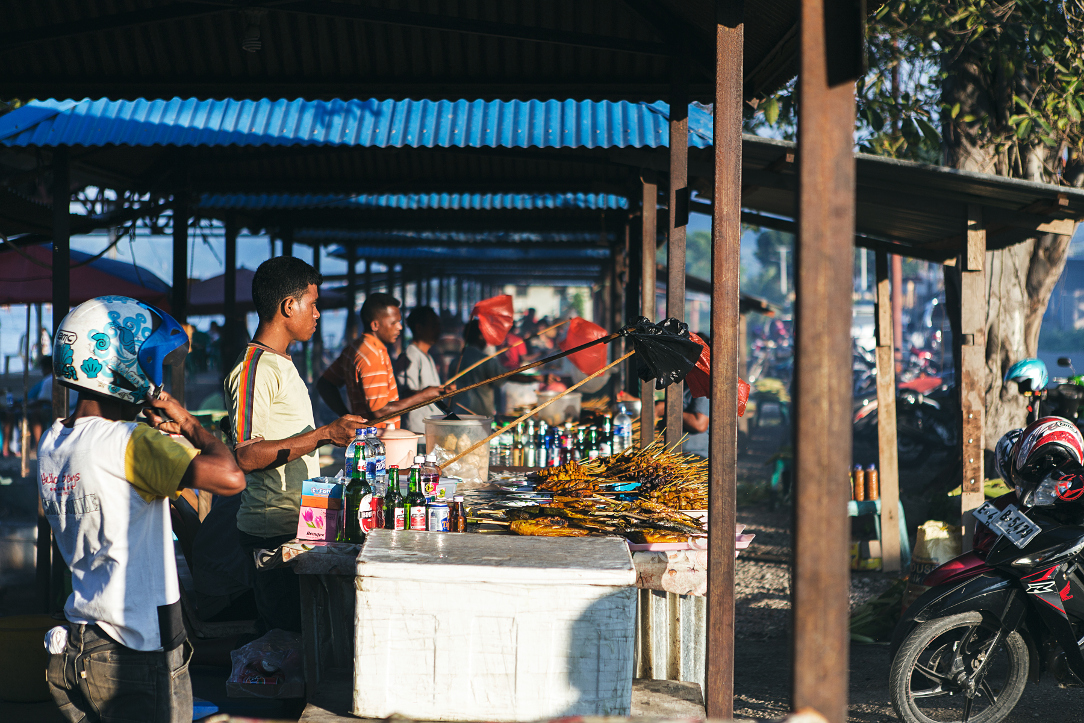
[124,425,200,502]
[225,343,321,537]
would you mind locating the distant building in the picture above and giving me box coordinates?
[1045,259,1084,331]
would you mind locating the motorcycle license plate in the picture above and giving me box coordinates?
[972,502,1041,549]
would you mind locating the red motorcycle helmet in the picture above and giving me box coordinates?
[1012,417,1084,501]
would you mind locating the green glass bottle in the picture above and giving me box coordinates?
[344,434,374,542]
[405,467,427,531]
[383,467,405,530]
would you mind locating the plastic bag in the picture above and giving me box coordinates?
[684,332,751,416]
[471,295,515,346]
[227,629,305,699]
[901,521,961,613]
[558,317,608,375]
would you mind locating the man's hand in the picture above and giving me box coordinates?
[144,391,195,438]
[322,415,370,447]
[438,383,456,395]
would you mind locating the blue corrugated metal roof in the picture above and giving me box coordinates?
[326,246,609,262]
[0,98,710,150]
[301,229,604,245]
[198,192,628,211]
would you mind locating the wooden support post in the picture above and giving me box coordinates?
[792,0,860,720]
[282,227,294,257]
[737,313,749,436]
[641,171,658,448]
[364,258,373,301]
[456,276,464,319]
[42,147,71,613]
[223,216,238,371]
[346,245,358,341]
[666,61,689,450]
[171,193,189,406]
[874,252,902,572]
[311,243,323,377]
[960,205,986,549]
[438,275,445,312]
[707,2,743,716]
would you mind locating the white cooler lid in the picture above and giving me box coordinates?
[356,529,635,587]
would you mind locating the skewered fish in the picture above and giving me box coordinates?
[509,517,590,537]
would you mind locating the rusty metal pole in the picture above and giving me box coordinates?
[874,252,902,572]
[960,206,986,548]
[641,172,658,448]
[666,60,689,450]
[706,1,743,716]
[792,0,860,720]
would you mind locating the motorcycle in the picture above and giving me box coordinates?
[889,417,1084,723]
[1041,357,1084,427]
[853,376,958,467]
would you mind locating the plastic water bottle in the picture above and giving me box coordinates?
[422,453,441,498]
[369,428,387,483]
[613,408,633,453]
[346,428,366,477]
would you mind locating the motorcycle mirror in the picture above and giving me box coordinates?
[1058,357,1073,368]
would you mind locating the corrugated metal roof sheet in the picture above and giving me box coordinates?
[198,191,627,211]
[0,98,709,150]
[327,245,608,262]
[299,229,604,245]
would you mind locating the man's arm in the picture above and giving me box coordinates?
[144,392,246,496]
[316,376,350,417]
[368,385,446,418]
[653,400,709,434]
[232,414,367,474]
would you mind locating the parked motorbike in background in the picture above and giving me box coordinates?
[1041,357,1084,428]
[853,375,958,467]
[889,415,1084,723]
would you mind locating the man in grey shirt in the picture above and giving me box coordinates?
[395,306,444,433]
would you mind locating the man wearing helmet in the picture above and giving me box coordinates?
[38,296,247,723]
[225,257,368,634]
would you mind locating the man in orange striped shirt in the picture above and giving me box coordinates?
[317,293,446,428]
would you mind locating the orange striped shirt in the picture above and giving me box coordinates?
[321,334,400,427]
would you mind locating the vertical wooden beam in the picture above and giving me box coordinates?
[223,215,238,372]
[666,61,689,450]
[874,252,902,572]
[892,255,904,358]
[707,2,743,717]
[960,205,986,548]
[51,148,70,421]
[171,193,189,406]
[792,0,860,720]
[641,171,658,448]
[346,245,358,340]
[311,243,323,377]
[456,276,464,319]
[282,227,294,257]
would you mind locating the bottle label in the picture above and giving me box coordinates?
[409,506,427,531]
[358,494,375,533]
[392,507,406,530]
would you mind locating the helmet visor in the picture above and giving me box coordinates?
[137,306,189,389]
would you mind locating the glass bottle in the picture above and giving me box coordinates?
[383,467,405,530]
[406,468,428,530]
[345,446,374,542]
[345,427,366,477]
[523,419,537,468]
[421,454,441,498]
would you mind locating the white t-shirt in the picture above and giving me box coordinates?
[395,343,443,434]
[38,417,198,651]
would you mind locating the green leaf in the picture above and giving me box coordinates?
[763,98,780,126]
[1016,118,1032,138]
[951,102,961,119]
[915,117,941,145]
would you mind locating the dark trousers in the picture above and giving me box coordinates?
[47,623,192,723]
[237,530,302,633]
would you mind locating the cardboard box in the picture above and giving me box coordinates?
[301,478,344,501]
[301,495,342,510]
[297,506,340,542]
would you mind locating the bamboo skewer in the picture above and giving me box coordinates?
[444,318,570,386]
[365,329,625,427]
[442,350,636,467]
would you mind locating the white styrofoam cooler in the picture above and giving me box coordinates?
[352,530,637,721]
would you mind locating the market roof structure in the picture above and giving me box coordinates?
[3,97,1081,261]
[0,1,798,102]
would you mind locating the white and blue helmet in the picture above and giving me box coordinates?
[53,296,189,404]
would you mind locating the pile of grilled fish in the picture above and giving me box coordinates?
[534,439,709,509]
[482,495,706,542]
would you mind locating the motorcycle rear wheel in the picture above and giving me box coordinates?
[889,611,1028,723]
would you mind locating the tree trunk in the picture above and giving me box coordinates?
[942,52,1073,450]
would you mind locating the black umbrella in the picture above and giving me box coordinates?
[366,316,702,427]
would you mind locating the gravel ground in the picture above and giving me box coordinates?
[730,415,1084,722]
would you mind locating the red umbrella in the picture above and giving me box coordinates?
[558,317,608,374]
[471,294,514,346]
[0,244,171,309]
[687,332,750,417]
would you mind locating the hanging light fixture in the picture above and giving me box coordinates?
[242,9,266,53]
